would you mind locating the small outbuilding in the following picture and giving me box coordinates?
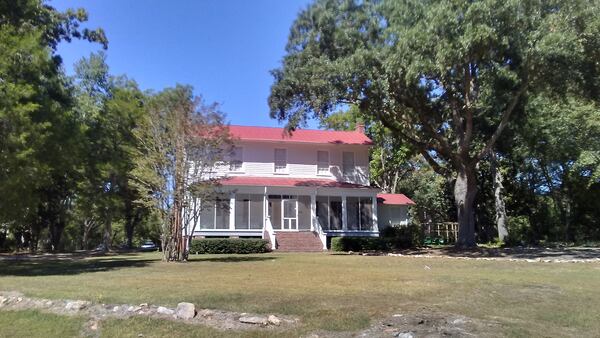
[376,193,415,231]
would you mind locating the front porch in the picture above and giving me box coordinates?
[190,181,380,251]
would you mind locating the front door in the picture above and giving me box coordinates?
[282,197,298,230]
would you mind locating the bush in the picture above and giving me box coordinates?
[505,216,535,246]
[380,223,424,248]
[332,224,424,252]
[330,237,393,252]
[189,238,270,254]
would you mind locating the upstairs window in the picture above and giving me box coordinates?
[229,147,243,171]
[317,151,329,175]
[274,148,287,173]
[342,151,355,175]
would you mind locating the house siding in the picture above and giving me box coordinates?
[214,141,370,185]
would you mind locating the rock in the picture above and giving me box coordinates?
[392,314,403,317]
[176,302,196,319]
[65,300,89,311]
[397,332,415,338]
[89,321,98,331]
[267,315,281,326]
[112,306,120,312]
[239,316,268,325]
[128,306,142,312]
[0,296,7,306]
[16,297,23,302]
[139,303,148,307]
[452,318,466,325]
[197,309,214,317]
[157,306,175,315]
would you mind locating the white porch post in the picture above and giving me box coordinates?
[229,192,235,230]
[372,195,379,234]
[310,193,317,231]
[342,194,348,231]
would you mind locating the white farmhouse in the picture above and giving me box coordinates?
[189,124,414,251]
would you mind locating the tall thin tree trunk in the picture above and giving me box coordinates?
[103,210,112,251]
[454,163,477,248]
[490,153,508,241]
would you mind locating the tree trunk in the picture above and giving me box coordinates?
[49,221,64,252]
[103,206,112,251]
[125,212,134,249]
[454,163,477,247]
[490,153,508,241]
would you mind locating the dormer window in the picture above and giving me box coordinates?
[274,148,287,173]
[342,151,355,175]
[229,146,243,172]
[317,151,329,175]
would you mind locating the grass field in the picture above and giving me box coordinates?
[1,252,599,337]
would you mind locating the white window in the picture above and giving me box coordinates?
[274,148,287,173]
[317,151,329,175]
[229,146,243,171]
[342,151,355,175]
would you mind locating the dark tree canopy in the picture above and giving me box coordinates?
[269,0,599,246]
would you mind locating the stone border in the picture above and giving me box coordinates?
[383,252,600,263]
[0,291,298,334]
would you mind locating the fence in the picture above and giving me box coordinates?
[423,222,458,244]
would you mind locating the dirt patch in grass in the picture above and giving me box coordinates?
[314,309,501,338]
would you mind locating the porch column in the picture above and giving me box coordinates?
[229,192,235,230]
[310,193,317,231]
[342,195,348,231]
[372,195,379,234]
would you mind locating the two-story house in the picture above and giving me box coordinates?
[188,124,414,251]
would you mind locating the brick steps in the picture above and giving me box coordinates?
[275,231,324,252]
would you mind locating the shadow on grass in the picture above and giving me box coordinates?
[190,256,277,263]
[0,257,155,277]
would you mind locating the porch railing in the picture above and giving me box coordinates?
[264,216,277,250]
[314,220,328,250]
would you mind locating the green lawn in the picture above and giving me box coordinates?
[1,252,599,337]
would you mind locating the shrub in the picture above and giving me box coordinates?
[380,223,424,248]
[189,238,270,254]
[330,237,393,252]
[505,216,534,246]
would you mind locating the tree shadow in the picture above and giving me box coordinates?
[0,256,155,277]
[189,256,277,263]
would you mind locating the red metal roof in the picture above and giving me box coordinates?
[228,125,373,145]
[377,193,415,205]
[219,176,374,189]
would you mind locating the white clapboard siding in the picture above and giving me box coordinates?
[205,141,370,185]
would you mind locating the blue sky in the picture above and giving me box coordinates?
[52,0,313,128]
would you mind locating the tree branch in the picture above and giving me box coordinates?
[477,79,529,161]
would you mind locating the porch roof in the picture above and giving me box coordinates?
[218,176,375,189]
[377,193,416,205]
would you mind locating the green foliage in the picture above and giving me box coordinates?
[189,238,270,254]
[270,0,600,246]
[504,216,535,246]
[381,224,424,248]
[331,237,391,252]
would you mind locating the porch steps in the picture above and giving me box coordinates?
[275,232,324,252]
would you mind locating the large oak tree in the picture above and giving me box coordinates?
[269,0,599,246]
